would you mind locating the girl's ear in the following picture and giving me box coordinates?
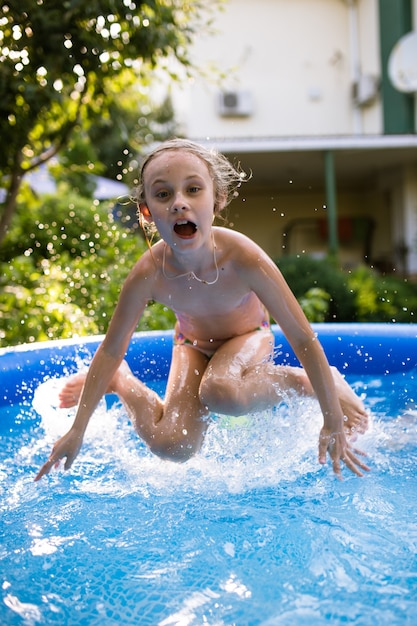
[139,203,152,222]
[214,193,227,215]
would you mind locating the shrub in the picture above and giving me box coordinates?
[0,191,175,346]
[275,255,416,323]
[276,255,356,321]
[2,197,416,347]
[347,266,417,322]
[299,287,331,323]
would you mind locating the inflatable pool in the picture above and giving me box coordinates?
[1,324,416,625]
[2,323,417,406]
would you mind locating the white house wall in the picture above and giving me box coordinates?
[176,0,383,138]
[168,0,417,275]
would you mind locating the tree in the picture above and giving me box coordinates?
[86,71,181,184]
[0,0,210,245]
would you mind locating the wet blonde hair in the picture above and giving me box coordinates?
[135,138,246,216]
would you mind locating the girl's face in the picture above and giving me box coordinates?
[141,150,219,250]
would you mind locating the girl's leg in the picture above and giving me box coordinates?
[59,346,210,461]
[199,330,368,435]
[141,345,211,460]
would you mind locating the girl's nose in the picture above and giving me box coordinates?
[170,193,188,212]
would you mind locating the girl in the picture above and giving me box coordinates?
[36,139,369,481]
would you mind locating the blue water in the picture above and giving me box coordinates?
[1,370,417,625]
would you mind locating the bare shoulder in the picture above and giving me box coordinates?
[122,242,163,295]
[215,226,265,252]
[214,226,273,267]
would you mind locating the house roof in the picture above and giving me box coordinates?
[194,134,417,192]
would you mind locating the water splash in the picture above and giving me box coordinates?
[11,368,417,500]
[30,377,327,496]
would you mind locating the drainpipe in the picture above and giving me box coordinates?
[347,0,363,134]
[324,150,339,259]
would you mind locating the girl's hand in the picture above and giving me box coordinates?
[318,427,370,478]
[34,429,83,481]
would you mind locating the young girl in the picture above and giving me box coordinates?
[35,138,369,481]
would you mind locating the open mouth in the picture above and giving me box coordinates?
[173,220,197,237]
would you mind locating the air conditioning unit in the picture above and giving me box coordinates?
[352,74,380,107]
[218,90,253,117]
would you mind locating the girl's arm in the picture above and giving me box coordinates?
[241,241,368,477]
[35,260,152,480]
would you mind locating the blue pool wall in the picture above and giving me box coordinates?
[1,323,417,407]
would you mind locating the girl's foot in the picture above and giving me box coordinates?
[58,361,133,408]
[58,372,87,408]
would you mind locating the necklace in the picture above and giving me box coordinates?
[162,235,219,285]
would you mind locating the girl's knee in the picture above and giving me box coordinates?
[149,438,196,463]
[199,376,244,415]
[148,429,203,463]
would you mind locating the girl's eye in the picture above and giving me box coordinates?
[189,186,200,193]
[156,190,169,199]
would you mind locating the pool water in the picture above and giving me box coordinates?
[1,368,417,626]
